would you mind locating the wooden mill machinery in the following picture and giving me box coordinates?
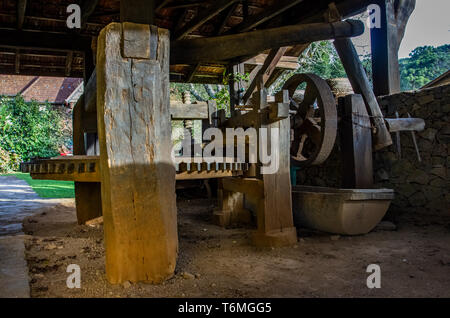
[7,0,419,284]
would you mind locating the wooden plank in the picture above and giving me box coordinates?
[97,22,177,284]
[171,20,364,64]
[334,38,393,151]
[173,0,240,40]
[339,94,373,189]
[244,54,299,70]
[170,102,208,119]
[385,117,425,132]
[17,0,27,30]
[222,178,264,199]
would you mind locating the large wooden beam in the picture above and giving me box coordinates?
[370,0,401,96]
[173,0,240,40]
[252,89,297,247]
[97,22,177,284]
[334,38,393,151]
[17,0,27,30]
[171,19,364,64]
[395,0,416,48]
[339,94,373,189]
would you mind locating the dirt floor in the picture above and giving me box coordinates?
[22,195,450,298]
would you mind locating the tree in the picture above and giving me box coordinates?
[399,44,450,91]
[0,95,69,162]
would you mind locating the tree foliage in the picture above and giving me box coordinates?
[399,44,450,91]
[0,95,68,163]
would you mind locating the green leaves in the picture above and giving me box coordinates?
[0,95,69,164]
[400,44,450,91]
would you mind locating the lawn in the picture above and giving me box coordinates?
[0,172,75,198]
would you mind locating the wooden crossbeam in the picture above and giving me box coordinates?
[0,29,92,52]
[17,0,27,30]
[173,0,240,40]
[171,20,364,64]
[242,47,287,104]
[227,0,305,34]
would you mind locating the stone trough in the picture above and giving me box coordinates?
[292,186,394,235]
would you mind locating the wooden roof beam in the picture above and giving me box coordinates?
[173,0,240,40]
[17,0,27,30]
[216,2,239,35]
[242,47,287,104]
[65,51,73,77]
[171,19,364,64]
[15,49,20,74]
[81,0,100,28]
[227,0,305,34]
[0,29,92,52]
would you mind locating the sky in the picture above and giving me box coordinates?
[398,0,450,58]
[351,0,450,58]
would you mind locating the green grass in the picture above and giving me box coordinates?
[0,172,75,198]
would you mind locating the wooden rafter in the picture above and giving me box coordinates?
[65,51,73,77]
[17,0,27,30]
[186,63,201,83]
[216,2,239,35]
[227,0,305,34]
[81,0,100,28]
[15,49,20,74]
[242,47,287,104]
[173,0,240,40]
[156,0,172,11]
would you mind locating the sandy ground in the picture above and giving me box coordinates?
[22,196,450,298]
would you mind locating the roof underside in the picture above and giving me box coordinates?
[0,0,369,83]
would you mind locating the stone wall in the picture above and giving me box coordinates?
[297,84,450,221]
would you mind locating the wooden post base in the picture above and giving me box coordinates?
[73,95,102,225]
[74,182,102,224]
[213,184,252,227]
[97,22,177,284]
[252,227,298,248]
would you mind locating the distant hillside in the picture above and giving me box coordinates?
[400,44,450,91]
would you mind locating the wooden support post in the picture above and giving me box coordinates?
[213,180,252,227]
[370,0,401,96]
[339,94,374,189]
[97,22,177,284]
[252,89,297,247]
[334,38,393,150]
[72,95,102,224]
